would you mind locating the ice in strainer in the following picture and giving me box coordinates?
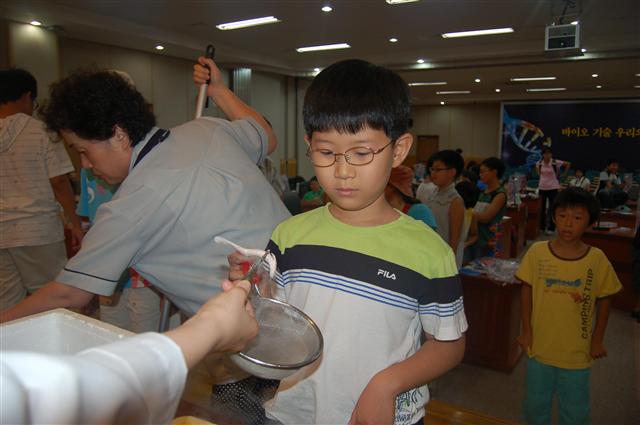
[215,237,323,380]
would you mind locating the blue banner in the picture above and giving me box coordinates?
[500,100,640,172]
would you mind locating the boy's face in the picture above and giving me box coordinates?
[309,180,321,192]
[306,126,411,224]
[553,205,591,242]
[429,160,456,187]
[575,169,584,177]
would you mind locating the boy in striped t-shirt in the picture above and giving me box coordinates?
[231,59,467,425]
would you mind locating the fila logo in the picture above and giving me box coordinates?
[377,269,396,280]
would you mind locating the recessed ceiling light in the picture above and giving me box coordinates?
[474,78,481,83]
[440,101,445,105]
[634,85,640,89]
[526,88,567,92]
[386,0,420,4]
[417,59,425,64]
[581,48,587,53]
[442,27,514,38]
[30,20,42,26]
[437,91,471,95]
[389,37,398,43]
[596,85,602,89]
[408,82,447,86]
[216,16,280,30]
[591,73,598,78]
[495,88,501,93]
[321,6,332,12]
[510,77,556,82]
[313,67,321,72]
[296,43,350,53]
[571,20,579,25]
[636,74,640,77]
[155,45,165,50]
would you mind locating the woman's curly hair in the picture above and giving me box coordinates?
[41,70,155,145]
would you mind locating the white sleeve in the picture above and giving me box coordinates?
[0,333,188,425]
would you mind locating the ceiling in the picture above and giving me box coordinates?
[2,0,639,105]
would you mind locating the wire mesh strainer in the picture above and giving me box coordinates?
[226,248,323,380]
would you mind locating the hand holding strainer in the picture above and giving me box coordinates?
[215,237,323,380]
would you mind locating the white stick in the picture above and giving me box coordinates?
[195,83,207,119]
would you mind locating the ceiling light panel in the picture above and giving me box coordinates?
[526,88,566,92]
[408,82,447,86]
[216,16,280,30]
[437,91,471,95]
[296,43,350,53]
[510,77,556,82]
[386,0,420,4]
[442,27,514,38]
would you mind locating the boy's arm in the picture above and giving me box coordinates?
[193,57,277,154]
[0,281,95,323]
[448,197,465,252]
[349,334,465,425]
[50,174,85,250]
[590,296,613,359]
[517,282,533,351]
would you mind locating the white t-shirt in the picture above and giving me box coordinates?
[568,176,591,191]
[0,114,74,248]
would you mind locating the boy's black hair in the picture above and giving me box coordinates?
[428,150,464,177]
[481,157,506,179]
[0,68,37,105]
[606,158,619,166]
[303,59,412,142]
[455,180,480,209]
[550,187,600,225]
[461,170,479,184]
[40,70,155,145]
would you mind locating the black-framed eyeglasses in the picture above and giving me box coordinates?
[429,166,452,173]
[307,141,393,167]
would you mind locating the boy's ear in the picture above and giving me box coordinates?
[391,133,413,167]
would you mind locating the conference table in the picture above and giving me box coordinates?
[460,272,523,373]
[582,213,638,312]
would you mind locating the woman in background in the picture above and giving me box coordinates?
[536,147,570,235]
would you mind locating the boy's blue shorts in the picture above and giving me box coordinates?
[523,357,591,425]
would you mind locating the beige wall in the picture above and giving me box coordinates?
[7,22,59,102]
[3,21,503,181]
[412,103,501,161]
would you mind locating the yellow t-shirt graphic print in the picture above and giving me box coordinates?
[516,241,622,369]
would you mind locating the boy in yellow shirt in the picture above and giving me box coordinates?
[516,187,622,425]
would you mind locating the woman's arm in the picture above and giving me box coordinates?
[474,192,506,223]
[193,57,277,154]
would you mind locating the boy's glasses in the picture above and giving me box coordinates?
[429,167,452,173]
[307,141,393,167]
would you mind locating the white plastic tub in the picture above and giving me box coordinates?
[0,308,133,354]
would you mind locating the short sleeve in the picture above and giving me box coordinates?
[45,137,73,179]
[516,244,536,286]
[204,117,267,165]
[594,252,623,298]
[419,249,468,340]
[57,184,176,295]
